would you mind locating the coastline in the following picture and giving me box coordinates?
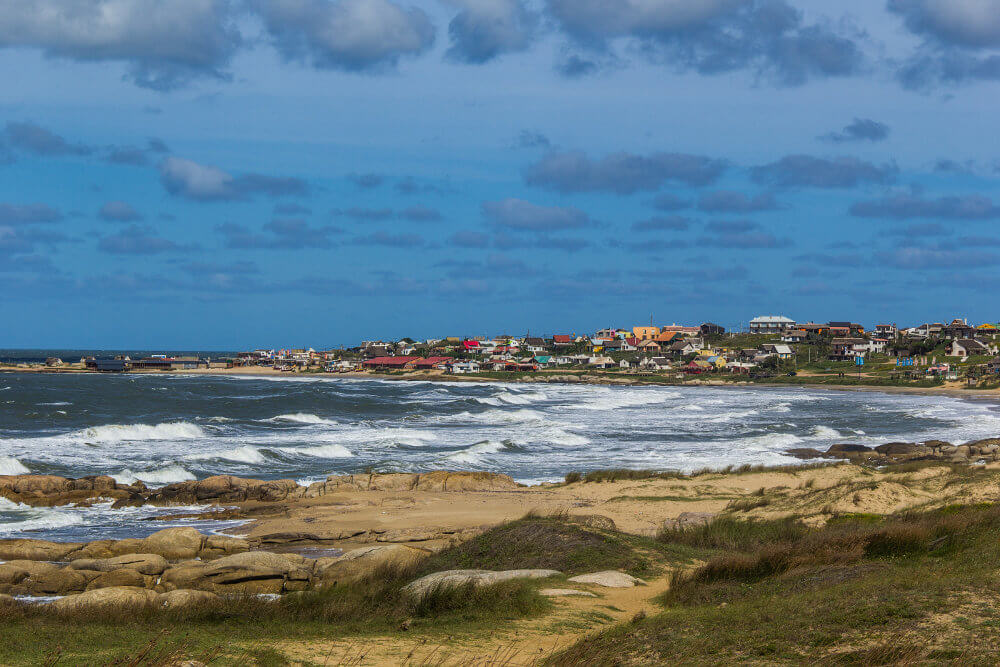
[3,363,998,401]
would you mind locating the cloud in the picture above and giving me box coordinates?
[793,251,865,267]
[104,138,171,166]
[180,260,259,275]
[880,223,953,237]
[160,157,309,201]
[877,242,1000,269]
[395,176,449,195]
[631,215,691,232]
[514,130,550,149]
[547,0,865,86]
[482,198,594,231]
[273,202,312,215]
[0,0,242,90]
[217,219,343,249]
[609,238,689,253]
[352,231,425,247]
[705,220,758,234]
[889,0,1000,88]
[4,122,90,156]
[524,150,726,193]
[849,192,1000,219]
[650,193,692,211]
[0,226,69,256]
[0,203,62,224]
[820,118,890,143]
[98,201,143,222]
[347,172,385,189]
[97,225,184,254]
[697,220,791,248]
[751,155,897,188]
[697,190,779,212]
[448,230,490,247]
[331,206,394,220]
[256,0,435,72]
[556,53,601,77]
[446,0,538,64]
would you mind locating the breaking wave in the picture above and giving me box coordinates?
[111,465,195,486]
[0,456,29,475]
[445,440,508,464]
[78,422,206,443]
[278,443,353,458]
[186,446,267,465]
[268,413,338,425]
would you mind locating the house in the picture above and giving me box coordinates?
[950,339,993,358]
[705,356,727,369]
[450,360,481,374]
[362,356,421,369]
[551,335,574,348]
[906,323,944,339]
[660,324,701,336]
[781,330,807,343]
[727,361,757,374]
[684,359,714,374]
[799,322,828,335]
[588,356,616,368]
[326,360,359,372]
[830,338,867,361]
[669,339,703,357]
[868,338,889,354]
[874,324,897,339]
[653,331,680,345]
[749,315,796,334]
[700,322,726,336]
[414,356,453,369]
[761,344,794,360]
[632,326,660,341]
[642,356,672,370]
[619,357,638,369]
[604,338,637,352]
[533,355,556,367]
[638,339,662,353]
[943,319,975,340]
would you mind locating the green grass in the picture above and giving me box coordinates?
[550,504,1000,665]
[565,462,840,485]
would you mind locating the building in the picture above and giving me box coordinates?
[414,356,453,369]
[943,319,975,340]
[874,324,897,339]
[632,326,660,341]
[830,338,868,361]
[828,322,864,337]
[450,361,481,374]
[700,322,726,336]
[781,329,807,343]
[950,339,993,358]
[361,356,421,369]
[749,315,796,334]
[761,344,794,360]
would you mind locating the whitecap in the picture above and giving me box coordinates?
[445,440,507,464]
[278,443,353,458]
[810,425,842,439]
[0,456,29,475]
[112,465,195,485]
[186,446,267,464]
[0,498,83,535]
[37,402,71,406]
[268,413,337,425]
[78,422,206,444]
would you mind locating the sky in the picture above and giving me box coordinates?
[1,0,1000,349]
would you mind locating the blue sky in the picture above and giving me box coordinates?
[2,0,1000,349]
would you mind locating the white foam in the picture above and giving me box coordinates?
[279,443,353,458]
[112,465,196,485]
[495,391,531,405]
[37,402,71,406]
[268,413,337,425]
[445,440,507,464]
[186,446,267,464]
[810,425,842,439]
[0,456,29,475]
[0,498,84,535]
[79,422,206,443]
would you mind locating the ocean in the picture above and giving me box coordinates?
[2,372,1000,541]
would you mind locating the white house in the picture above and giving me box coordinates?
[749,315,797,334]
[761,343,794,359]
[950,339,994,358]
[450,361,481,374]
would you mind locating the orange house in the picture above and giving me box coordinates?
[633,326,660,341]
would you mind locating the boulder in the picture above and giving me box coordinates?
[402,569,560,597]
[567,571,647,588]
[160,551,307,595]
[0,475,139,507]
[141,528,205,560]
[663,512,716,531]
[825,444,873,456]
[784,448,825,460]
[24,567,96,595]
[147,476,298,505]
[86,568,148,590]
[315,544,425,586]
[70,554,168,576]
[50,586,159,612]
[199,535,250,558]
[0,539,83,561]
[874,442,929,457]
[160,589,220,609]
[566,515,617,531]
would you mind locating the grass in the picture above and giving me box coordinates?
[414,514,660,578]
[549,503,1000,665]
[564,461,841,485]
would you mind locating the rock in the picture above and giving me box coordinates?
[51,586,159,612]
[567,571,647,588]
[0,474,139,507]
[825,444,873,456]
[141,528,205,560]
[539,588,598,597]
[159,589,220,609]
[147,476,298,505]
[0,563,31,586]
[402,569,560,597]
[0,539,83,561]
[784,448,825,460]
[954,445,973,459]
[0,593,15,606]
[566,515,617,531]
[316,544,425,586]
[874,442,929,457]
[160,551,308,595]
[300,471,518,497]
[663,512,715,531]
[86,568,148,590]
[199,535,250,558]
[25,567,96,595]
[70,554,168,576]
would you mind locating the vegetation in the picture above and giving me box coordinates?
[550,504,1000,664]
[564,462,840,485]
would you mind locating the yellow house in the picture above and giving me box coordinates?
[632,326,660,341]
[706,356,727,369]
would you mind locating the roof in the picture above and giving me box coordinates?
[414,356,453,367]
[552,335,572,343]
[750,315,795,324]
[828,321,853,328]
[831,338,866,345]
[362,356,421,367]
[955,339,988,349]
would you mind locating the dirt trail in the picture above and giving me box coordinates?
[275,575,674,666]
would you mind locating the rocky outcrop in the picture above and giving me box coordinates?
[0,529,249,566]
[297,471,519,497]
[160,589,220,609]
[0,539,84,561]
[315,544,426,586]
[0,475,145,507]
[70,554,168,576]
[51,586,160,612]
[160,551,312,595]
[786,438,1000,465]
[144,475,299,505]
[402,569,560,597]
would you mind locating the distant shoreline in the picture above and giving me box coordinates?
[3,363,999,401]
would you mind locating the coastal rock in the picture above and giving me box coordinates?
[0,539,83,561]
[567,571,646,588]
[23,566,96,595]
[566,514,618,531]
[315,544,426,585]
[86,568,148,590]
[159,551,309,595]
[140,528,205,560]
[0,474,141,507]
[70,554,168,576]
[51,586,159,612]
[540,588,597,597]
[199,535,251,558]
[160,589,220,609]
[301,471,518,497]
[402,569,561,597]
[874,442,928,457]
[825,444,873,456]
[784,448,825,460]
[662,512,716,530]
[147,475,299,505]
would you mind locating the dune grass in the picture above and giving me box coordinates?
[550,503,1000,664]
[565,461,841,485]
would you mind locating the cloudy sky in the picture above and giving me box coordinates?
[1,0,999,348]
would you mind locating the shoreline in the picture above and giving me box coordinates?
[3,363,999,401]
